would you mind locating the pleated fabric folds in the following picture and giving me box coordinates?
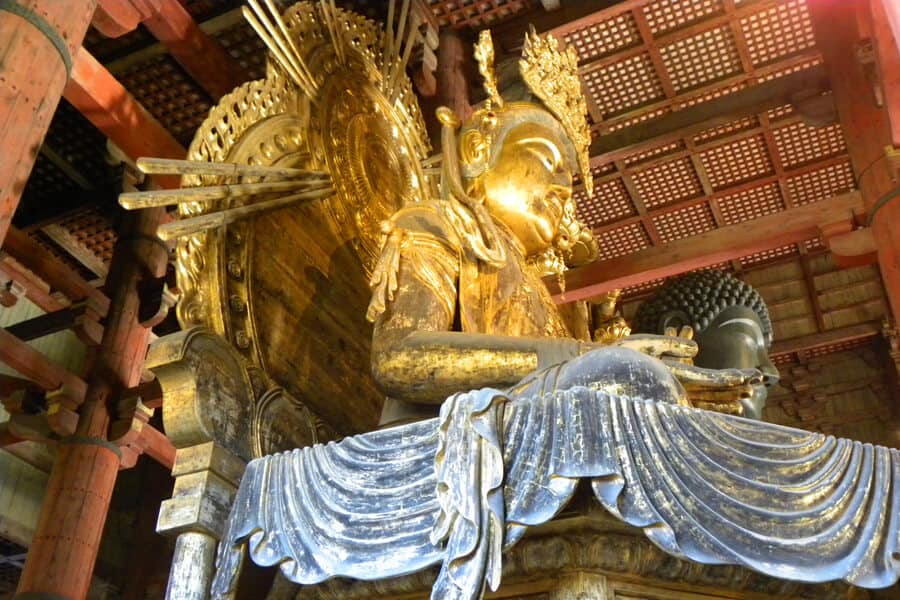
[210,388,900,600]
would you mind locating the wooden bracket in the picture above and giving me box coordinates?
[138,277,181,329]
[0,276,25,307]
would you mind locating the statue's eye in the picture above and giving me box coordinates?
[524,145,557,172]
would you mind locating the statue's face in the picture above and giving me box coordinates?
[480,121,574,256]
[692,306,779,420]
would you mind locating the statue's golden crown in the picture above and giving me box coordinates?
[474,28,592,197]
[518,27,593,197]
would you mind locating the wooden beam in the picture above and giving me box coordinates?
[551,191,864,303]
[590,66,828,164]
[771,321,882,357]
[64,48,186,188]
[2,226,108,311]
[94,0,247,99]
[4,305,87,342]
[493,0,647,51]
[140,424,176,471]
[139,0,247,99]
[0,257,66,313]
[871,0,900,147]
[0,329,86,400]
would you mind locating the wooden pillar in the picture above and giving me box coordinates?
[809,0,900,321]
[15,207,168,600]
[437,30,473,121]
[0,0,98,244]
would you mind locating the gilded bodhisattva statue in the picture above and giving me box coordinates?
[367,29,762,426]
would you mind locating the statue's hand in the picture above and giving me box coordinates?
[609,333,697,360]
[663,360,764,416]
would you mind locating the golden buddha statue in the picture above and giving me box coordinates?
[367,30,758,425]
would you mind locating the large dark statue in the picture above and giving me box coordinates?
[632,270,779,419]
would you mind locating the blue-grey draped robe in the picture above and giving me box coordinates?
[211,387,900,599]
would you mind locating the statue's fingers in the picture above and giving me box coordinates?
[678,325,694,340]
[664,361,758,387]
[664,326,677,338]
[619,334,697,357]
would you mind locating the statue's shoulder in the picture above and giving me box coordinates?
[388,201,462,252]
[367,201,462,322]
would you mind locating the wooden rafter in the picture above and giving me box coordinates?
[0,258,66,313]
[552,190,863,303]
[40,225,108,279]
[771,321,882,357]
[93,0,248,99]
[2,227,108,312]
[64,48,186,189]
[588,66,828,164]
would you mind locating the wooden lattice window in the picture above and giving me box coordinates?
[806,338,873,359]
[565,12,641,64]
[660,26,742,93]
[652,202,717,244]
[631,157,703,208]
[741,0,816,67]
[643,0,724,36]
[767,104,796,122]
[576,178,636,228]
[805,238,825,252]
[598,221,651,260]
[582,53,665,118]
[718,182,786,225]
[700,134,774,190]
[674,82,746,110]
[606,106,671,132]
[773,122,847,169]
[787,161,856,205]
[759,57,823,83]
[621,277,666,300]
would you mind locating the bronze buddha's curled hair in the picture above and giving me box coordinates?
[632,270,773,346]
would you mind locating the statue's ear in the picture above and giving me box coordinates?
[657,310,690,334]
[460,129,488,175]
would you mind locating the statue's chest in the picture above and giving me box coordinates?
[461,253,570,339]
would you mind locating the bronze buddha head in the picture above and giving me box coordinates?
[632,271,779,420]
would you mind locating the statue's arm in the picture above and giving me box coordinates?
[370,249,581,404]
